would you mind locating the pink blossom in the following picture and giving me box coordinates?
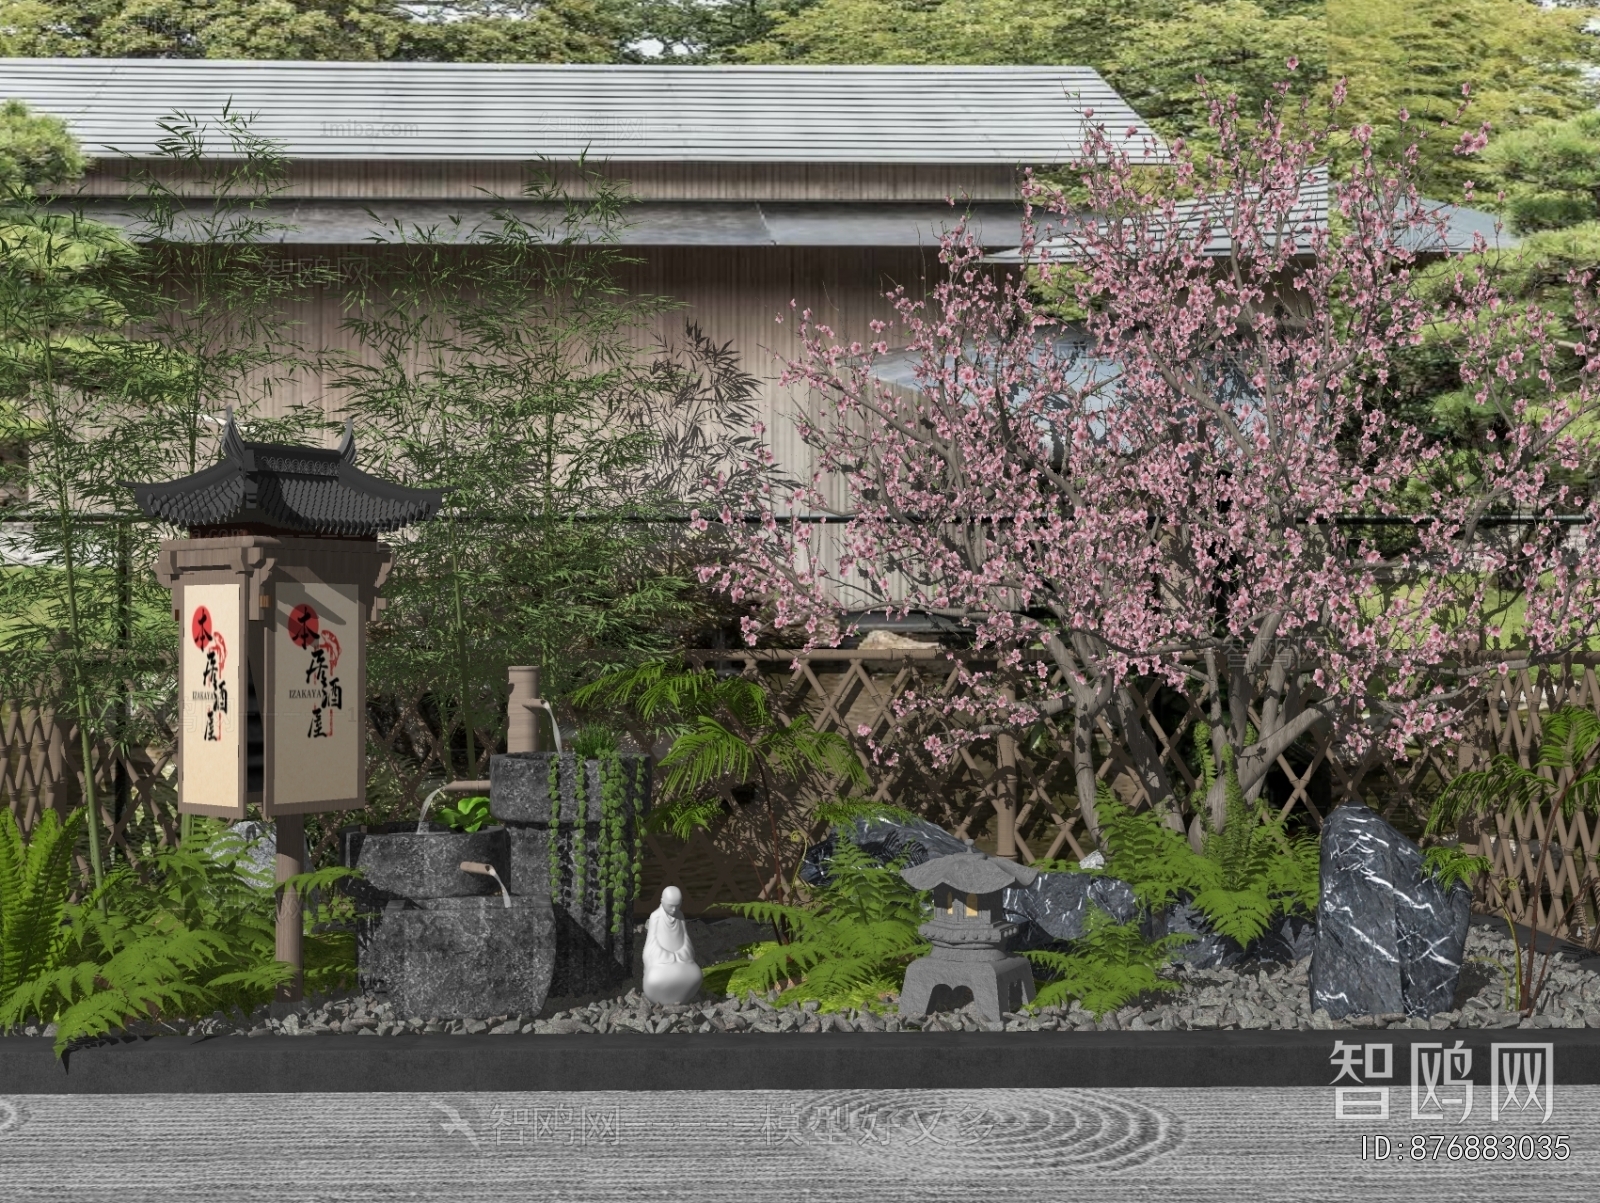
[699,79,1600,831]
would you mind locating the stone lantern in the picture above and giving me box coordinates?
[127,411,442,999]
[899,844,1038,1023]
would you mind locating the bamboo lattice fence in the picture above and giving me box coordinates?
[7,652,1600,940]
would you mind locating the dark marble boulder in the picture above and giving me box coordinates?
[1144,900,1246,969]
[1254,912,1318,965]
[1142,904,1316,969]
[489,751,650,997]
[1004,871,1139,949]
[359,895,555,1018]
[1310,803,1471,1018]
[799,815,969,885]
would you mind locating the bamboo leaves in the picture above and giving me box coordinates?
[576,660,868,900]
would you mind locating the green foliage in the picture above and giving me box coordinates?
[595,752,637,934]
[2,107,317,864]
[0,0,625,62]
[541,749,639,934]
[574,659,867,898]
[573,755,589,901]
[336,168,766,787]
[572,724,619,759]
[810,796,920,831]
[1099,765,1320,947]
[1024,910,1191,1017]
[1402,223,1600,461]
[1,819,358,1056]
[726,0,1597,194]
[623,0,807,61]
[1428,706,1600,833]
[1329,0,1599,198]
[708,837,928,1011]
[735,0,1323,151]
[434,794,493,833]
[0,806,83,1003]
[1421,845,1492,893]
[1481,110,1600,234]
[0,100,84,193]
[547,756,563,903]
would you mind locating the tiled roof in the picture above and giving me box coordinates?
[127,413,442,536]
[0,59,1165,165]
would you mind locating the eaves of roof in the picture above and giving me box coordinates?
[52,199,1047,248]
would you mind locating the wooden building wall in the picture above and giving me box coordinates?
[230,244,941,512]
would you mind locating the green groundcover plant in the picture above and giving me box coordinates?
[703,829,928,1012]
[0,809,356,1055]
[574,659,866,905]
[435,795,493,833]
[1023,911,1192,1018]
[701,801,1206,1020]
[1096,757,1321,949]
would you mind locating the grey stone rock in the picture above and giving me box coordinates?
[503,825,634,997]
[221,820,276,882]
[344,827,510,902]
[1310,804,1470,1019]
[1145,903,1315,969]
[359,896,555,1019]
[1253,914,1318,965]
[899,953,1036,1024]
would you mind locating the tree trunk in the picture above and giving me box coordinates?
[992,726,1020,861]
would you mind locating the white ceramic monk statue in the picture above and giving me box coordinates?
[642,885,702,1004]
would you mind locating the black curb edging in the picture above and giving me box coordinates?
[4,1030,1599,1093]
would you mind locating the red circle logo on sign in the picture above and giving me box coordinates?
[288,603,321,649]
[191,605,214,649]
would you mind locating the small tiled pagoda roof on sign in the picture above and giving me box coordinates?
[128,411,443,536]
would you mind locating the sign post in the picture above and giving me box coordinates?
[132,413,441,1000]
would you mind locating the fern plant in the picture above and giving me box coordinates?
[1024,910,1192,1017]
[1099,755,1319,948]
[705,837,928,1013]
[2,819,357,1055]
[1421,845,1492,893]
[0,806,83,1005]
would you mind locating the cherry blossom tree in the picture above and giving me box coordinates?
[700,80,1600,848]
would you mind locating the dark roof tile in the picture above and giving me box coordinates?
[126,413,442,536]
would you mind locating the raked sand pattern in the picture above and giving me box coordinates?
[0,1086,1595,1203]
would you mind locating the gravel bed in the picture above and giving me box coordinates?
[12,919,1600,1042]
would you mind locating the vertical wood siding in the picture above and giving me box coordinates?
[76,160,1024,202]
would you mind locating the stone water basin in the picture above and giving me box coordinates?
[343,824,512,902]
[361,895,556,1019]
[344,824,553,1018]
